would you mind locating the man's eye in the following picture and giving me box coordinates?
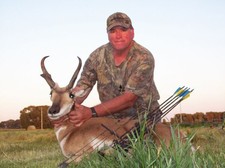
[121,27,128,31]
[49,91,52,96]
[109,29,115,33]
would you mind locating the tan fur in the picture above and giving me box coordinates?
[151,123,186,147]
[54,117,137,162]
[54,117,187,163]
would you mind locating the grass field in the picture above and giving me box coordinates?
[0,126,224,168]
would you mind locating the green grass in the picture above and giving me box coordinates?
[74,126,225,168]
[0,129,63,168]
[0,126,224,168]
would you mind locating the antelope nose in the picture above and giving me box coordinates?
[48,105,60,115]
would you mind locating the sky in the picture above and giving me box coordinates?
[0,0,225,122]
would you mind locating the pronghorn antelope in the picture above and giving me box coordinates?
[40,56,187,164]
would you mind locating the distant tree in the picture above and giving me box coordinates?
[193,112,204,123]
[184,114,194,124]
[20,105,52,129]
[0,119,21,129]
[205,112,214,122]
[222,112,225,129]
[174,113,182,123]
[170,111,225,126]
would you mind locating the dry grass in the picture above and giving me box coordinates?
[0,126,224,168]
[0,129,64,168]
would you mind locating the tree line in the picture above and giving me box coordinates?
[0,105,224,129]
[0,105,52,129]
[169,111,225,126]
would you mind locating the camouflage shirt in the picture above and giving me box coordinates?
[76,41,160,118]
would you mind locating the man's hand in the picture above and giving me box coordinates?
[68,103,92,127]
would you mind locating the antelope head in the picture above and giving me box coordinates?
[40,56,84,120]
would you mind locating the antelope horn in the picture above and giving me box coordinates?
[40,56,56,89]
[66,57,82,90]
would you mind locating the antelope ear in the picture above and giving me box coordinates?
[74,88,91,98]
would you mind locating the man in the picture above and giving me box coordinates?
[57,12,160,127]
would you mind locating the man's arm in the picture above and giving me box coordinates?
[68,91,138,127]
[94,91,138,116]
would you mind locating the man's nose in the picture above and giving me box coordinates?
[115,30,122,38]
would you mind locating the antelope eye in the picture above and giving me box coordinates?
[69,93,75,99]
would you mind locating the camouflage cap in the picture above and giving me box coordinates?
[107,12,133,31]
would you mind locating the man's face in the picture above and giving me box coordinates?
[108,26,134,51]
